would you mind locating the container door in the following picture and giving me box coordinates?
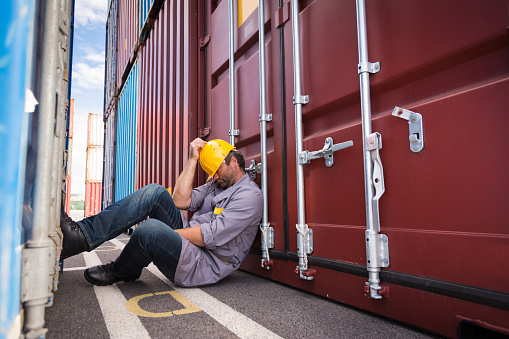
[204,0,282,237]
[203,0,509,337]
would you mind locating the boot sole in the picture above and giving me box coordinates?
[84,269,141,286]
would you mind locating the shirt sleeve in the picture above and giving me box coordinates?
[200,186,263,250]
[187,182,213,212]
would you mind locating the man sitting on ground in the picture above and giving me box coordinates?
[60,138,263,287]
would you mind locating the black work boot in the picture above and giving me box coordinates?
[84,262,142,286]
[60,211,89,259]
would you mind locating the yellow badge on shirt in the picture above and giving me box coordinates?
[213,207,225,215]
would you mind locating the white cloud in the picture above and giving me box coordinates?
[72,62,104,90]
[71,88,84,95]
[74,0,108,28]
[85,51,105,63]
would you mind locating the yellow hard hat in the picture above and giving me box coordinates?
[199,139,235,182]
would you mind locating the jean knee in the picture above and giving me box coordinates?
[141,183,166,197]
[133,219,179,247]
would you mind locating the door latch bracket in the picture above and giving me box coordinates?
[365,233,390,268]
[299,137,353,167]
[245,159,262,181]
[392,106,424,153]
[229,129,240,137]
[293,95,309,105]
[358,61,380,74]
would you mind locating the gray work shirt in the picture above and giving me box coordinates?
[173,174,263,287]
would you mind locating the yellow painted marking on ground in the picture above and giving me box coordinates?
[94,245,120,252]
[126,291,202,318]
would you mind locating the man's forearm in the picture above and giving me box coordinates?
[173,138,206,209]
[175,226,205,247]
[172,158,198,209]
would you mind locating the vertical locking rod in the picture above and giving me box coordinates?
[356,0,388,299]
[258,0,273,269]
[291,0,314,280]
[228,0,237,146]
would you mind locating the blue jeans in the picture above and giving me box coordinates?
[77,184,183,281]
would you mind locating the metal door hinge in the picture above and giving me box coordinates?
[199,35,211,49]
[299,137,353,167]
[358,61,380,74]
[392,106,424,153]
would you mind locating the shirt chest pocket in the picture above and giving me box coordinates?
[213,207,225,215]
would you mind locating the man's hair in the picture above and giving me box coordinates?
[224,149,245,170]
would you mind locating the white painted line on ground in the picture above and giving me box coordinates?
[63,266,87,272]
[83,251,151,339]
[109,239,283,339]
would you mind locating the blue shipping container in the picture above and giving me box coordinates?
[139,0,154,31]
[0,0,34,336]
[115,61,138,201]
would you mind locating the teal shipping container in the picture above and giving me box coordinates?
[0,0,34,336]
[139,0,154,31]
[115,62,139,201]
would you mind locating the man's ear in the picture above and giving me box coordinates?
[229,155,239,169]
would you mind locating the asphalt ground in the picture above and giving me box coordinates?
[45,211,440,338]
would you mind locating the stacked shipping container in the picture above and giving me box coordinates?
[103,0,119,208]
[65,99,75,215]
[104,0,118,115]
[115,62,139,201]
[102,107,116,209]
[103,1,509,337]
[85,114,104,217]
[136,0,197,191]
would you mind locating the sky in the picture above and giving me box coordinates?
[69,0,108,195]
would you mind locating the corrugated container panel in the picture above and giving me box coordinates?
[65,99,74,215]
[105,0,118,113]
[139,0,154,31]
[87,113,104,146]
[86,146,104,182]
[117,0,139,89]
[115,62,138,201]
[103,106,116,209]
[137,0,198,190]
[85,181,103,217]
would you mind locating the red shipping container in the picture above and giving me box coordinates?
[84,181,102,217]
[203,1,509,338]
[136,0,198,191]
[117,0,139,90]
[105,0,509,337]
